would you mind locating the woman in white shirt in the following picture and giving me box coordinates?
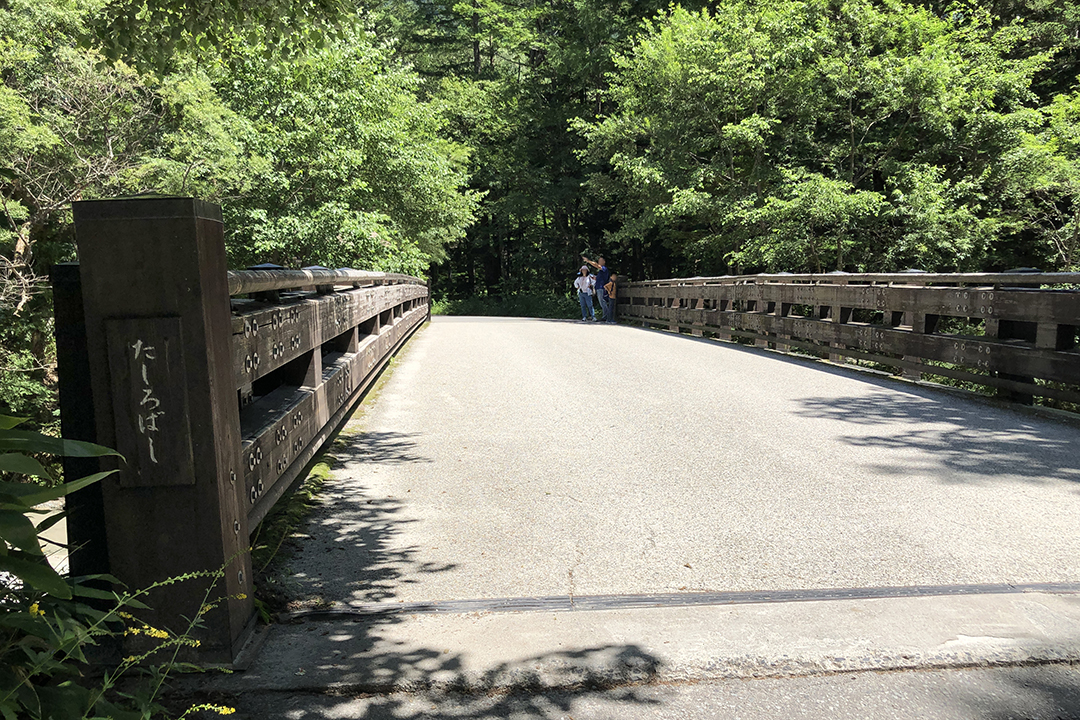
[573,265,596,321]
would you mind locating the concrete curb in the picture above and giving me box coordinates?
[201,591,1080,696]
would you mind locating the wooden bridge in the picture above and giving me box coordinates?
[53,198,1080,662]
[55,199,428,660]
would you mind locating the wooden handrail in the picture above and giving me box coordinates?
[619,273,1080,407]
[628,272,1080,288]
[227,267,424,295]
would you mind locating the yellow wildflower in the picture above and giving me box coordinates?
[27,603,44,617]
[187,704,236,715]
[132,622,170,639]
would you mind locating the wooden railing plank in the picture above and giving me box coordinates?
[621,273,1079,406]
[242,304,427,527]
[238,304,427,526]
[230,285,427,390]
[629,283,1080,325]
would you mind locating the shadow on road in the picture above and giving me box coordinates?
[794,392,1080,485]
[218,640,664,719]
[342,430,432,466]
[945,665,1080,719]
[197,428,665,718]
[273,430,449,607]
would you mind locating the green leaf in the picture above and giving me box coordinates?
[0,612,52,639]
[91,697,144,720]
[14,683,40,719]
[3,471,117,508]
[71,585,119,601]
[0,430,119,459]
[70,604,111,626]
[34,511,65,535]
[0,554,70,598]
[37,683,94,719]
[0,416,26,431]
[71,572,123,585]
[0,510,42,554]
[0,453,52,480]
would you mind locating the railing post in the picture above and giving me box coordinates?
[993,318,1037,405]
[775,299,791,351]
[753,295,768,348]
[668,287,680,333]
[901,311,925,380]
[71,198,254,662]
[716,291,732,341]
[828,276,851,362]
[52,263,109,578]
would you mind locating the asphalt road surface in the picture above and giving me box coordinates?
[285,316,1080,606]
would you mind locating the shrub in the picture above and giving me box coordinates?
[431,292,578,319]
[0,415,239,719]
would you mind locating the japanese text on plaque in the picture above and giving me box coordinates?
[131,339,163,463]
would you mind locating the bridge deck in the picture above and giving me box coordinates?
[283,316,1080,608]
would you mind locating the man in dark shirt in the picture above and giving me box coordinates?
[583,255,613,323]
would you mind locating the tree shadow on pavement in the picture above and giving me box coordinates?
[269,430,450,609]
[214,637,665,719]
[944,664,1080,719]
[338,430,432,466]
[793,391,1080,485]
[186,428,666,719]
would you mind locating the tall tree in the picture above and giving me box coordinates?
[0,0,479,424]
[213,31,479,274]
[376,0,704,297]
[576,0,1061,275]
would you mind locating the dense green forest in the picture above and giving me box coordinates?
[2,0,1080,428]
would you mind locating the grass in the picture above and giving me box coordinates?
[249,456,334,621]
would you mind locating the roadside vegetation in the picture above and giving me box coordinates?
[0,416,244,719]
[431,292,578,319]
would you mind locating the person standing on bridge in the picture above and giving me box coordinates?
[574,265,596,322]
[604,273,618,324]
[582,255,614,323]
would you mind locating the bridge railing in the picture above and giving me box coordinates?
[228,267,428,529]
[619,272,1080,406]
[54,198,429,661]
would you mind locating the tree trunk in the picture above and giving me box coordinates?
[472,5,481,77]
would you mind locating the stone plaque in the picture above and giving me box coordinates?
[105,317,195,486]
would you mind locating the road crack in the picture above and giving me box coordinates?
[568,547,585,607]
